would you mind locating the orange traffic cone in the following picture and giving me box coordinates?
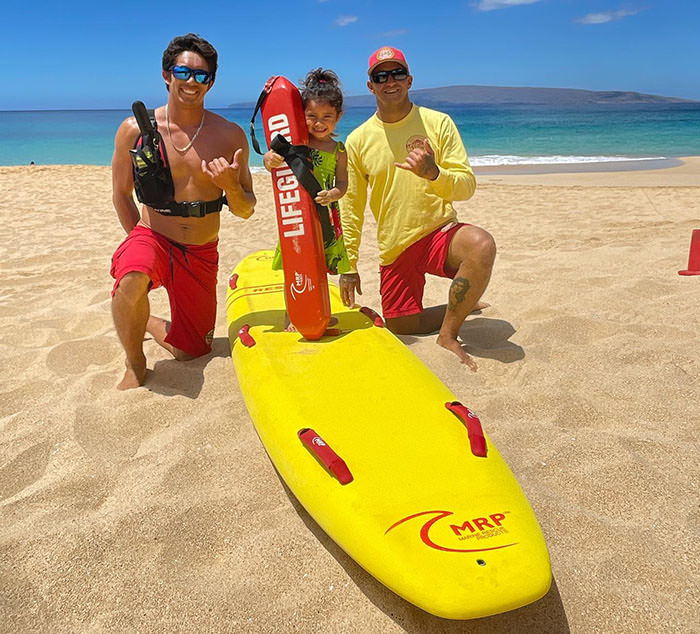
[679,230,700,276]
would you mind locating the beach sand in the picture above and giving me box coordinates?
[1,158,698,633]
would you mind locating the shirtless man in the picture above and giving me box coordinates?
[110,33,255,389]
[339,47,495,370]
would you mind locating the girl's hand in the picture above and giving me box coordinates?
[263,150,284,171]
[315,187,342,206]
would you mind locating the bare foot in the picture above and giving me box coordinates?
[436,334,478,371]
[473,300,490,312]
[117,355,147,390]
[146,315,175,349]
[146,316,194,360]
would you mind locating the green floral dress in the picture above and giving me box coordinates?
[272,141,351,275]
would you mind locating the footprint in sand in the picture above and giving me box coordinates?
[45,336,116,375]
[87,290,110,306]
[0,442,52,500]
[73,403,160,465]
[0,380,54,417]
[66,311,113,337]
[538,315,619,346]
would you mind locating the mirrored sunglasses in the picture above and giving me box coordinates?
[170,65,213,84]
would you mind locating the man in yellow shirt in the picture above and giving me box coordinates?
[339,47,496,370]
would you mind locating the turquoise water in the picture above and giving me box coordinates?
[1,103,699,167]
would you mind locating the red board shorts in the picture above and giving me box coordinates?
[379,221,467,319]
[110,225,219,357]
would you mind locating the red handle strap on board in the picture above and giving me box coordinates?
[298,428,353,485]
[445,401,488,457]
[360,306,385,327]
[238,324,256,348]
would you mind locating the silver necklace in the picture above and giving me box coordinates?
[165,104,206,153]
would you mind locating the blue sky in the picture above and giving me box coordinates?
[3,0,699,110]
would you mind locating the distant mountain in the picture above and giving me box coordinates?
[229,85,695,108]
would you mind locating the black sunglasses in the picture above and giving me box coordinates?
[170,65,213,84]
[370,68,409,84]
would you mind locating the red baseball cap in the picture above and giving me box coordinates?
[368,46,409,74]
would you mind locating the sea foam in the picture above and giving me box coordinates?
[470,154,666,166]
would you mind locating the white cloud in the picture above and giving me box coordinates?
[575,9,639,24]
[473,0,543,11]
[336,15,358,26]
[375,29,409,38]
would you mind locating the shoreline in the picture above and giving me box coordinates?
[473,156,683,175]
[475,155,700,187]
[6,155,699,187]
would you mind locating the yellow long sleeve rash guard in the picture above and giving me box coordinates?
[340,105,476,272]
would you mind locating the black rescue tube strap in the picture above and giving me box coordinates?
[270,134,336,249]
[249,85,270,156]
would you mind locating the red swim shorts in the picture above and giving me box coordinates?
[110,225,219,357]
[379,221,467,319]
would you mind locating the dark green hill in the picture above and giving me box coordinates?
[229,85,695,108]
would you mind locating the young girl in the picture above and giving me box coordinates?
[263,68,351,277]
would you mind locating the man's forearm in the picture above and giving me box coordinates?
[429,166,476,202]
[113,195,140,233]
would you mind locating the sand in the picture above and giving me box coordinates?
[0,159,698,633]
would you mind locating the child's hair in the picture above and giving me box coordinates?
[300,68,343,113]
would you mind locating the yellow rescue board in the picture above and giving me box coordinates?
[226,251,551,619]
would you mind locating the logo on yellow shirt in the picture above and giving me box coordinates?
[406,135,427,154]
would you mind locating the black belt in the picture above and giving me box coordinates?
[152,196,227,218]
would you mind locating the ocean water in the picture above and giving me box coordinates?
[1,103,699,168]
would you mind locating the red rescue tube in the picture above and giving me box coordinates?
[259,76,331,340]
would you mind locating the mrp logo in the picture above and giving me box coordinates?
[290,271,314,299]
[386,510,517,553]
[268,114,304,238]
[312,437,326,447]
[450,513,507,537]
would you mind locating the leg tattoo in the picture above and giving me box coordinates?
[448,276,471,311]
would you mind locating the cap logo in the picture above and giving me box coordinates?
[377,47,396,61]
